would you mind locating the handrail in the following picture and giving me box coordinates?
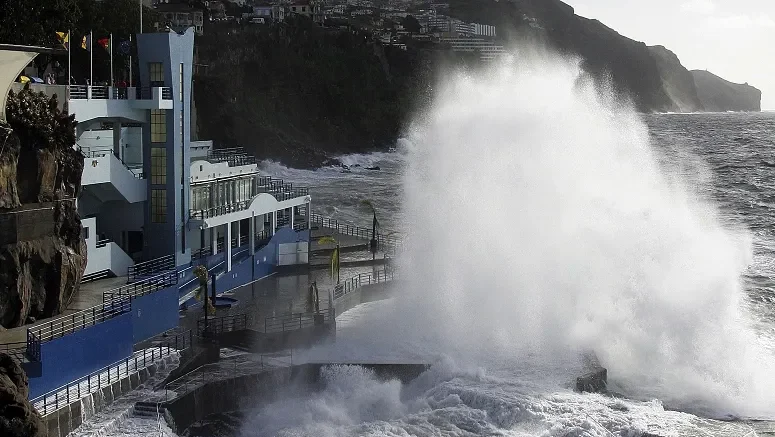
[310,214,402,248]
[103,270,178,302]
[31,331,191,416]
[164,351,293,402]
[28,271,177,344]
[127,254,176,282]
[332,269,397,300]
[27,299,131,343]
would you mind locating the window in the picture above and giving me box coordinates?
[82,227,89,240]
[151,189,167,223]
[151,109,167,143]
[151,147,167,185]
[149,62,164,85]
[191,186,210,211]
[292,6,296,11]
[179,64,184,102]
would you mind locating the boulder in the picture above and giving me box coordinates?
[0,353,46,437]
[576,367,607,393]
[0,86,86,328]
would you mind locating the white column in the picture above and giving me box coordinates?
[290,207,294,230]
[226,221,232,272]
[236,220,241,247]
[250,215,255,255]
[307,200,312,229]
[210,227,217,255]
[272,211,277,236]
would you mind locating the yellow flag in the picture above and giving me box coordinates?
[56,31,69,49]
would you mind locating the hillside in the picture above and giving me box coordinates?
[194,0,762,167]
[691,70,762,112]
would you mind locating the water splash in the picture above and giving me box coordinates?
[393,52,775,419]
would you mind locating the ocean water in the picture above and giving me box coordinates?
[252,55,775,437]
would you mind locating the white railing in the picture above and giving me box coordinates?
[332,269,397,300]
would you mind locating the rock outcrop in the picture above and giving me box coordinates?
[0,353,45,437]
[691,70,762,112]
[0,86,86,328]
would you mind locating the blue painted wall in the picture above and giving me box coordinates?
[131,286,180,343]
[29,312,133,399]
[216,258,253,294]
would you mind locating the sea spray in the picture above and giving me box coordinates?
[393,51,775,418]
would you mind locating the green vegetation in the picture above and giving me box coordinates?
[194,16,433,168]
[0,0,160,82]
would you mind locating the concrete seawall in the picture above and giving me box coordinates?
[163,362,429,434]
[44,354,178,437]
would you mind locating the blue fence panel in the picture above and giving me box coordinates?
[131,286,179,343]
[29,312,133,399]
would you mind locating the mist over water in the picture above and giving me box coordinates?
[395,53,775,418]
[236,53,775,436]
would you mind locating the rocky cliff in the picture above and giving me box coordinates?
[0,353,45,437]
[691,70,762,112]
[0,86,86,329]
[648,45,704,113]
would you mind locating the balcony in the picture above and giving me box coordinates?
[68,85,174,124]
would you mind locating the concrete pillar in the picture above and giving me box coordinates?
[236,219,241,248]
[112,122,122,161]
[210,227,217,255]
[290,207,294,230]
[307,200,311,229]
[272,211,277,236]
[226,221,232,272]
[250,215,255,255]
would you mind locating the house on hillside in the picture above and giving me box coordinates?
[155,2,205,35]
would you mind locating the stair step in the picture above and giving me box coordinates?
[133,401,165,417]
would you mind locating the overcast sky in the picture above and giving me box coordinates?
[565,0,775,109]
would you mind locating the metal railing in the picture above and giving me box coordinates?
[103,271,178,302]
[96,238,110,248]
[310,214,401,248]
[262,311,333,333]
[164,351,293,402]
[28,298,132,343]
[31,333,189,417]
[136,86,173,100]
[190,200,252,220]
[27,271,177,345]
[197,313,251,337]
[206,148,257,167]
[127,254,176,282]
[333,269,397,300]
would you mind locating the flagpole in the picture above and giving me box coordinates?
[67,29,71,86]
[110,33,114,86]
[89,31,93,87]
[129,34,133,88]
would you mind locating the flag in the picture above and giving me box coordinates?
[119,40,131,55]
[81,34,91,51]
[56,31,69,49]
[98,37,110,52]
[331,246,340,282]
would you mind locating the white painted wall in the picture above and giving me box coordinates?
[81,154,147,203]
[82,216,135,276]
[78,128,143,166]
[198,193,310,229]
[190,159,259,184]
